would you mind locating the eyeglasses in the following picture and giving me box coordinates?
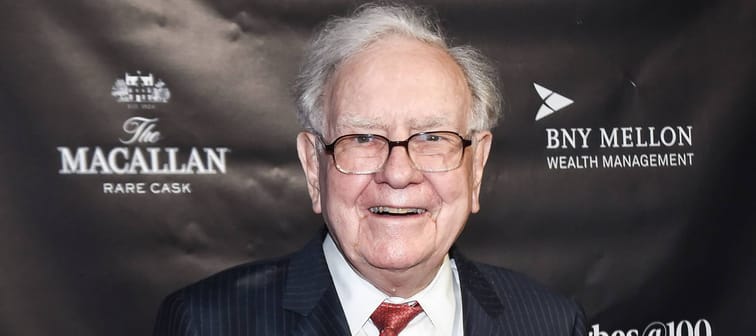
[320,131,472,174]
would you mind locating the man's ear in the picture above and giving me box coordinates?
[296,132,322,214]
[471,131,493,214]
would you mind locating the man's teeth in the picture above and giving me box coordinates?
[369,206,427,215]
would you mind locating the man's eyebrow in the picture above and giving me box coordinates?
[337,115,388,131]
[408,117,448,131]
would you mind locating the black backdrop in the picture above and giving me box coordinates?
[1,0,754,335]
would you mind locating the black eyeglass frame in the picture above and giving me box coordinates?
[319,131,473,174]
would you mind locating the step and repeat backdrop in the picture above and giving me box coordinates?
[1,0,754,335]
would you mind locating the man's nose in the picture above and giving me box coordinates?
[374,146,423,188]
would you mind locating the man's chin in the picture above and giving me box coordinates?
[360,248,434,273]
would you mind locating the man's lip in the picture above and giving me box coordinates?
[368,206,428,215]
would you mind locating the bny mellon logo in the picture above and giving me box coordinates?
[534,83,573,121]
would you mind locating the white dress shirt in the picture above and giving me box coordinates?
[323,234,464,336]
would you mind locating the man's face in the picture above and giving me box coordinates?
[297,36,492,278]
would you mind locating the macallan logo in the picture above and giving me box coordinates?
[57,117,229,175]
[58,70,228,194]
[111,70,171,106]
[57,146,229,175]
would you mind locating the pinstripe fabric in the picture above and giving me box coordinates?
[453,250,587,336]
[154,237,587,336]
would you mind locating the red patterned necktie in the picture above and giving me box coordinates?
[370,301,424,336]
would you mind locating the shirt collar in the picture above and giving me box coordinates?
[323,233,457,335]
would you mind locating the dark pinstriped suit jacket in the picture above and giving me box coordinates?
[154,236,587,336]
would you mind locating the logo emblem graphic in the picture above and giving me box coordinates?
[534,83,573,121]
[111,70,171,104]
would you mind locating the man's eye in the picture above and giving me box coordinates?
[355,135,374,143]
[419,134,447,142]
[425,134,441,142]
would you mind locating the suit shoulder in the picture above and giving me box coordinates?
[154,238,331,335]
[455,259,587,335]
[153,255,294,335]
[469,261,581,310]
[173,254,291,300]
[465,261,587,334]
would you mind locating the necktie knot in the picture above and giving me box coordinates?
[370,301,424,336]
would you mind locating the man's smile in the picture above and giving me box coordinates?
[368,206,428,216]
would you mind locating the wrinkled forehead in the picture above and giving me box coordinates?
[332,114,451,134]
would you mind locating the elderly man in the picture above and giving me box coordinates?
[154,4,586,336]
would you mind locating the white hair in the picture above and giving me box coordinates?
[293,3,502,134]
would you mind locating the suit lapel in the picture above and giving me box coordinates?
[282,236,350,336]
[453,250,509,335]
[280,239,512,335]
